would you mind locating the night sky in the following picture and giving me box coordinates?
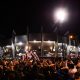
[0,0,80,45]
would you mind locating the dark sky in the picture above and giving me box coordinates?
[0,0,80,45]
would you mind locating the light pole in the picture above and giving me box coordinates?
[69,35,73,45]
[12,30,16,59]
[27,26,29,52]
[53,7,68,57]
[41,26,43,57]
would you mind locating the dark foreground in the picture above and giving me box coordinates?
[0,58,80,80]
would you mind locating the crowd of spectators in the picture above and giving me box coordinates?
[0,57,80,80]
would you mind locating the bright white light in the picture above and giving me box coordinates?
[6,45,12,48]
[18,42,23,46]
[53,48,55,51]
[74,46,76,49]
[50,46,53,50]
[54,8,68,23]
[78,47,80,52]
[25,46,28,50]
[47,40,52,44]
[18,53,22,56]
[33,40,37,43]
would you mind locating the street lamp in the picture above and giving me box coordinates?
[53,7,68,57]
[54,8,68,23]
[69,35,73,39]
[69,35,75,46]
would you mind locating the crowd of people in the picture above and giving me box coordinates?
[0,57,80,80]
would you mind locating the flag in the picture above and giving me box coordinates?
[64,31,69,36]
[53,27,57,32]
